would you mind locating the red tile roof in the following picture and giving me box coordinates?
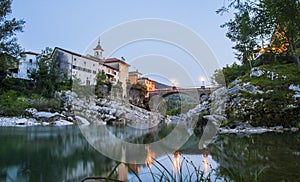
[104,58,130,66]
[104,58,120,63]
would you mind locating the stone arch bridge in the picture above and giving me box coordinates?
[148,86,218,103]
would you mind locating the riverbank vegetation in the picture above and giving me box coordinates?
[209,0,300,128]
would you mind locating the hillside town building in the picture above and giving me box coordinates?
[13,41,168,98]
[13,51,42,80]
[13,41,129,96]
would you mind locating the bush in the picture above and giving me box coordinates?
[213,63,250,85]
[30,96,61,112]
[0,90,31,116]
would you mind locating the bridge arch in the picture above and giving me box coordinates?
[199,93,208,101]
[149,87,214,103]
[154,89,200,103]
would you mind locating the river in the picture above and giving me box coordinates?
[0,125,299,181]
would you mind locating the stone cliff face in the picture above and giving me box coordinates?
[224,66,300,128]
[69,91,166,127]
[190,64,300,134]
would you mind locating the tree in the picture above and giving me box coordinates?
[95,70,109,98]
[220,4,258,62]
[218,0,300,69]
[30,48,69,98]
[0,0,25,84]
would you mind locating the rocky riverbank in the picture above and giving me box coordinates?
[0,90,167,127]
[1,64,299,134]
[189,63,300,135]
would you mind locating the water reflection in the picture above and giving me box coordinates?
[203,149,209,172]
[145,147,156,166]
[128,149,219,181]
[0,126,117,182]
[209,132,300,181]
[172,152,181,172]
[1,125,299,181]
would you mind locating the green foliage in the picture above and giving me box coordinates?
[29,95,61,112]
[95,70,114,98]
[213,62,250,85]
[95,70,107,87]
[225,62,300,127]
[0,0,25,84]
[165,94,197,116]
[0,90,31,116]
[30,49,71,98]
[130,82,147,98]
[218,0,300,62]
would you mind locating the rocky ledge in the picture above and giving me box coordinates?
[0,90,167,127]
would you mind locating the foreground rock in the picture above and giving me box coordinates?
[0,116,73,127]
[72,93,166,128]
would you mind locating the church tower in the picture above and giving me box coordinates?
[93,38,104,59]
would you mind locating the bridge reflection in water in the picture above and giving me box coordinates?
[120,148,217,181]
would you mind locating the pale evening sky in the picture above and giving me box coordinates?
[11,0,235,87]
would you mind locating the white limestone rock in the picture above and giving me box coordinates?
[53,120,74,126]
[250,67,265,77]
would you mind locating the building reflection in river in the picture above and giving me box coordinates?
[145,147,156,166]
[203,149,209,172]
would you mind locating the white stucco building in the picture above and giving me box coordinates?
[13,51,42,80]
[13,41,130,95]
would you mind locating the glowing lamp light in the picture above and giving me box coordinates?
[200,77,205,82]
[200,77,205,87]
[259,47,266,53]
[170,79,178,86]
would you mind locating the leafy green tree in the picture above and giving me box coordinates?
[220,2,258,62]
[0,0,25,86]
[218,0,300,69]
[96,70,107,88]
[30,48,68,98]
[95,70,109,98]
[212,62,250,85]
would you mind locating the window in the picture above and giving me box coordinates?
[74,58,76,61]
[29,59,33,63]
[93,64,95,67]
[84,61,86,65]
[93,70,96,74]
[27,69,30,73]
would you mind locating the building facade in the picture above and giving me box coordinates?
[138,77,156,92]
[13,52,42,80]
[128,70,142,84]
[13,42,129,95]
[104,58,130,97]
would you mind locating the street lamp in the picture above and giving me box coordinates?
[200,77,205,89]
[170,79,177,90]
